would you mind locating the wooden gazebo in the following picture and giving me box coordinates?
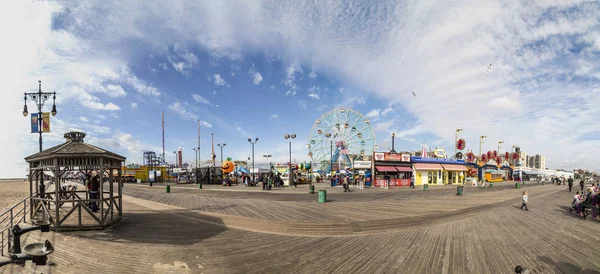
[25,131,126,231]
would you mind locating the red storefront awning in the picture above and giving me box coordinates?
[395,166,413,172]
[413,163,443,170]
[376,166,398,172]
[441,164,468,171]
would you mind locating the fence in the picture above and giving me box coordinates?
[0,197,29,257]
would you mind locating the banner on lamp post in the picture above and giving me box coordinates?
[42,112,50,132]
[30,113,39,133]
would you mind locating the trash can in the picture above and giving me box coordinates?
[489,182,493,188]
[515,183,520,189]
[309,185,315,194]
[423,184,429,191]
[166,185,170,193]
[456,186,463,196]
[198,183,202,189]
[318,190,327,203]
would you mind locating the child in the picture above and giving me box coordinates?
[520,190,529,211]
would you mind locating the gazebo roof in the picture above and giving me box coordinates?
[24,131,126,162]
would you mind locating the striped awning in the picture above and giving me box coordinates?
[441,164,467,171]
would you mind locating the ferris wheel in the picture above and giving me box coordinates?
[308,108,376,172]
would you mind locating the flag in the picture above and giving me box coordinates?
[42,112,50,132]
[421,145,427,158]
[31,113,39,133]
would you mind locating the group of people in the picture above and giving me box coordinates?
[571,183,600,220]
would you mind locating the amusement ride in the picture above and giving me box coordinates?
[307,108,376,173]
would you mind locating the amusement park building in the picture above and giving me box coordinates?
[412,157,467,185]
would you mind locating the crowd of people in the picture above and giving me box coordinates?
[571,182,599,220]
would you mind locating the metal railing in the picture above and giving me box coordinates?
[0,197,29,257]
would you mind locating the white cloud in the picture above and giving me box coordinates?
[270,114,278,120]
[122,68,160,96]
[92,125,111,134]
[104,84,126,97]
[79,116,89,123]
[308,93,320,100]
[167,45,199,76]
[285,90,297,96]
[131,102,138,109]
[248,67,263,85]
[192,94,210,104]
[78,91,120,111]
[168,102,198,120]
[366,109,380,118]
[308,70,318,79]
[159,63,168,70]
[214,74,227,86]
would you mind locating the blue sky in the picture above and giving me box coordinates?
[1,0,600,177]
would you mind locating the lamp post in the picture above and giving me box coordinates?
[263,154,272,172]
[248,138,259,183]
[390,132,396,154]
[284,134,297,187]
[479,136,487,159]
[193,147,199,185]
[455,129,463,157]
[173,151,177,183]
[22,80,57,197]
[306,144,313,185]
[217,143,226,179]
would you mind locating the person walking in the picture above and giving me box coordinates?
[580,179,585,192]
[410,175,415,189]
[343,175,351,192]
[568,177,573,192]
[520,190,529,211]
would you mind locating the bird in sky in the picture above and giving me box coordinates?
[487,63,492,72]
[412,91,416,96]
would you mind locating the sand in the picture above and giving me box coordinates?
[0,180,30,214]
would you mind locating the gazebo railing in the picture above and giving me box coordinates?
[0,197,29,257]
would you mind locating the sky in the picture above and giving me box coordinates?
[0,0,599,177]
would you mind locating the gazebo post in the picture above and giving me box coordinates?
[54,158,60,229]
[118,167,122,216]
[100,159,104,227]
[109,167,114,220]
[29,163,33,219]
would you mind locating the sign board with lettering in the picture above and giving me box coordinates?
[373,152,411,162]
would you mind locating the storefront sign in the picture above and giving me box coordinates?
[433,148,446,158]
[353,161,371,169]
[374,178,410,187]
[374,152,411,162]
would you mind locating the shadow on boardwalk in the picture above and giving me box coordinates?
[539,256,600,274]
[70,209,228,245]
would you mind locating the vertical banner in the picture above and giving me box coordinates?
[42,112,50,132]
[31,113,39,133]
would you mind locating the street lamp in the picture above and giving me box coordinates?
[306,144,313,185]
[284,134,297,187]
[455,129,463,157]
[479,136,487,159]
[22,80,57,197]
[173,151,177,183]
[390,132,396,154]
[217,143,226,179]
[193,147,200,185]
[248,138,259,183]
[263,154,272,172]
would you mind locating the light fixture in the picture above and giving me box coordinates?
[22,104,28,117]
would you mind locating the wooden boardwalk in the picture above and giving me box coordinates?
[2,184,600,274]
